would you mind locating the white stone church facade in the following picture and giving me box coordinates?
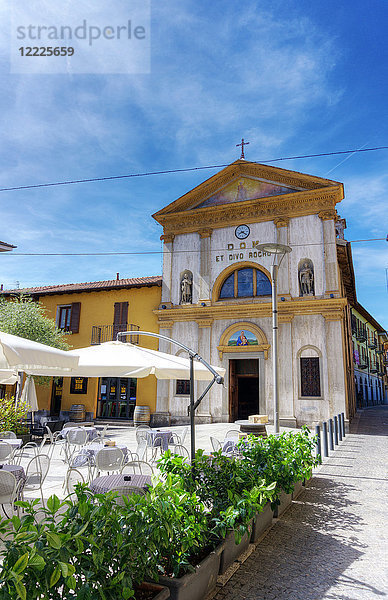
[152,159,354,427]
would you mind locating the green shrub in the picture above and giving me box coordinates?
[0,397,29,436]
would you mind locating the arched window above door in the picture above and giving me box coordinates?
[218,267,271,300]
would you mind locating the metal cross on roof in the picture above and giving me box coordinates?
[236,138,249,159]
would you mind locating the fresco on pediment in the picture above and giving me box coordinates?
[196,177,297,209]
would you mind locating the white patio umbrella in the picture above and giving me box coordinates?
[20,375,38,412]
[26,341,224,380]
[0,331,79,373]
[0,370,18,384]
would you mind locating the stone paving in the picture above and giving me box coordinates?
[213,406,388,600]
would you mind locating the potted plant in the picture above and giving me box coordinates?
[122,476,224,600]
[158,450,276,576]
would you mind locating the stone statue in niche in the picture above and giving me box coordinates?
[299,260,315,296]
[180,271,193,304]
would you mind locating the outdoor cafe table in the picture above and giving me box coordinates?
[0,439,22,449]
[147,430,173,452]
[71,442,128,468]
[90,473,152,495]
[60,427,99,442]
[0,464,26,490]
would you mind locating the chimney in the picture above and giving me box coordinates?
[116,273,120,280]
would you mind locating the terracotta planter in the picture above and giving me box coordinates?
[219,521,252,575]
[136,582,170,599]
[157,544,223,600]
[292,480,304,500]
[273,490,292,518]
[250,503,273,544]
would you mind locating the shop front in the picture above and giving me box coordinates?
[96,377,137,420]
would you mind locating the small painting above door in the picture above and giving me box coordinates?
[228,329,258,347]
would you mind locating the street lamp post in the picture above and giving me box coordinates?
[255,243,292,434]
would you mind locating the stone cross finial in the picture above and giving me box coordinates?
[236,138,249,159]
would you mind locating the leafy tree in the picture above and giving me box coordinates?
[0,295,68,350]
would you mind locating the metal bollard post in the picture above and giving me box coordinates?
[333,416,339,445]
[328,418,334,451]
[322,421,329,457]
[341,412,346,437]
[337,414,343,441]
[315,424,321,459]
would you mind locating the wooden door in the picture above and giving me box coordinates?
[229,360,238,422]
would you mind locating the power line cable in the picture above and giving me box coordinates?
[4,237,387,257]
[0,146,387,193]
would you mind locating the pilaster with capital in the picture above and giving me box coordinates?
[196,320,213,419]
[319,211,339,294]
[323,315,346,417]
[160,234,174,304]
[153,324,173,426]
[274,217,290,295]
[199,229,212,301]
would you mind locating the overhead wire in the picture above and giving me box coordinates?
[0,146,387,193]
[3,237,387,257]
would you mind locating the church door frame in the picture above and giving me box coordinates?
[225,352,265,422]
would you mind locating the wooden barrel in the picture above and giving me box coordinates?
[133,405,150,426]
[69,404,86,422]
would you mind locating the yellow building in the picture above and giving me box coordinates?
[3,276,161,421]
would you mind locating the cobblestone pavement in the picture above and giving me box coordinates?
[213,406,388,600]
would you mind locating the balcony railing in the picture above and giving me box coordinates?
[355,328,367,342]
[91,323,140,345]
[367,336,377,349]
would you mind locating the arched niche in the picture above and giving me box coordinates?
[180,270,193,304]
[218,322,269,359]
[298,259,315,296]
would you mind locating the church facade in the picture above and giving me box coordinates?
[152,159,356,427]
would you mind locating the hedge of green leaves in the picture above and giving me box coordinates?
[0,428,319,599]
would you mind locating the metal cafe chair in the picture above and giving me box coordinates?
[0,442,14,464]
[95,447,124,476]
[210,437,222,453]
[23,453,50,506]
[0,470,23,518]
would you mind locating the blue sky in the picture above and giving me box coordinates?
[0,0,387,327]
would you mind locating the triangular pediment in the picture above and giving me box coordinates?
[153,160,344,234]
[194,176,300,209]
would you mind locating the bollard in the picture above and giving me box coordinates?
[328,418,334,451]
[333,416,339,445]
[315,424,321,459]
[341,412,346,437]
[337,414,343,441]
[322,421,329,457]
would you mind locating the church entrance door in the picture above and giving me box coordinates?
[229,359,259,421]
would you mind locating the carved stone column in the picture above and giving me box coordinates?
[199,229,212,302]
[152,322,174,426]
[196,319,213,422]
[323,312,347,418]
[160,233,174,304]
[274,217,290,296]
[319,211,339,295]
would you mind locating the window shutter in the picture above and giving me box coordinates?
[113,302,129,340]
[113,302,128,326]
[69,302,81,333]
